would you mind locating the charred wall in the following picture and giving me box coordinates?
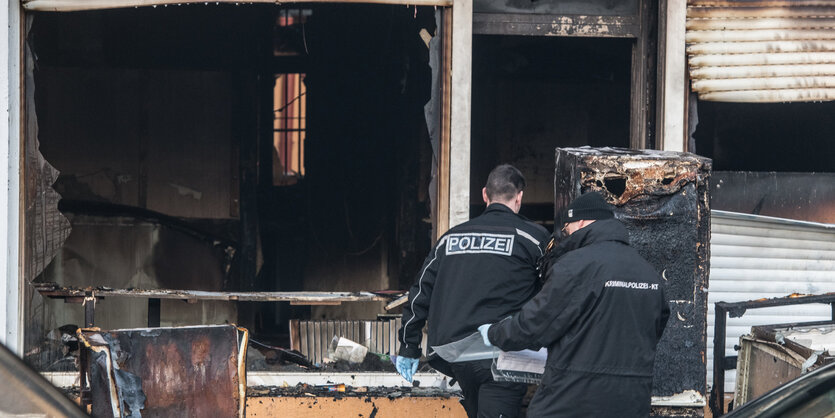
[693,101,835,173]
[711,172,835,224]
[693,100,835,224]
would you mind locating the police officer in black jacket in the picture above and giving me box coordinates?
[480,192,670,418]
[396,164,549,418]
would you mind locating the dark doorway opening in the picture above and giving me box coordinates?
[470,35,633,229]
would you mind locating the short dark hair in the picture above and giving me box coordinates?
[485,164,526,202]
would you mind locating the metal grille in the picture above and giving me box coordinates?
[290,318,402,365]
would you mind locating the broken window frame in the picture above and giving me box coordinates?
[19,4,455,359]
[273,72,306,185]
[272,8,310,185]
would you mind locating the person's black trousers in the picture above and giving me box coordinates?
[438,358,528,418]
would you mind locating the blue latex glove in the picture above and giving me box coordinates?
[478,324,493,347]
[396,356,419,383]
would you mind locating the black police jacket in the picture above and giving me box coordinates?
[488,218,670,417]
[397,203,549,359]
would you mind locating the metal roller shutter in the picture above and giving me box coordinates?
[707,210,835,391]
[686,1,835,102]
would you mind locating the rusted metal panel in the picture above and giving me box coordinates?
[686,1,835,102]
[78,325,247,417]
[734,336,805,407]
[733,323,835,408]
[555,147,712,414]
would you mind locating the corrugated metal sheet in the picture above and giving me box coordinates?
[686,1,835,102]
[707,210,835,390]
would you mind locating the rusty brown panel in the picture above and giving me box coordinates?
[83,325,243,417]
[743,342,803,403]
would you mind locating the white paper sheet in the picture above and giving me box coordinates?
[496,348,547,374]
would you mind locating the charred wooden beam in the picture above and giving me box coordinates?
[34,282,397,304]
[473,14,640,38]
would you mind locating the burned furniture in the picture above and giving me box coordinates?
[554,147,712,415]
[736,323,835,407]
[711,293,835,416]
[77,325,248,417]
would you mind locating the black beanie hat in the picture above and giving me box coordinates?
[560,191,614,225]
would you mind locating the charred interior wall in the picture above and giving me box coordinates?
[470,36,632,227]
[26,4,436,355]
[693,100,835,223]
[26,6,269,367]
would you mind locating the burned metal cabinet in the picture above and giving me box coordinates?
[78,325,247,417]
[555,147,711,415]
[736,323,835,407]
